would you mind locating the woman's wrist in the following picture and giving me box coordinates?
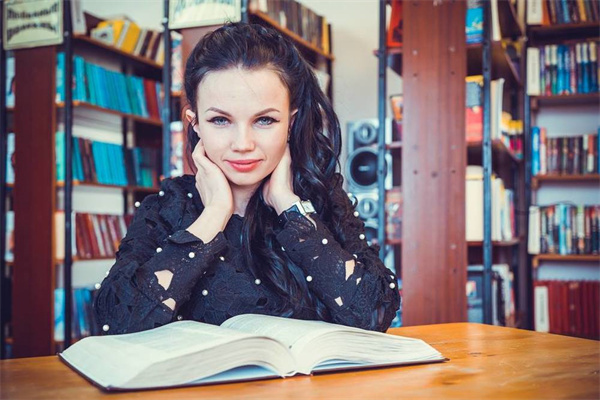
[273,194,301,215]
[186,207,231,243]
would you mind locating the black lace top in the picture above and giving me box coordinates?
[93,174,400,334]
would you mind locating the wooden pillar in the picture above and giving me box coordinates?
[402,0,467,325]
[12,46,57,357]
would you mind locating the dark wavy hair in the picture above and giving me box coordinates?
[184,22,348,321]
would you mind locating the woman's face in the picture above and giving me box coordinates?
[190,67,294,192]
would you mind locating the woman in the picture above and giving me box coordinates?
[94,22,400,335]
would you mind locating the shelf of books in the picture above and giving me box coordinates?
[247,1,332,61]
[245,0,333,100]
[463,0,528,328]
[526,0,599,340]
[374,0,528,327]
[3,8,186,358]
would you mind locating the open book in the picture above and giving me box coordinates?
[59,314,445,391]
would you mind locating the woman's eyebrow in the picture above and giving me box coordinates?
[252,108,280,116]
[204,107,232,116]
[204,107,281,116]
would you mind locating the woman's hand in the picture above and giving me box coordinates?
[262,145,300,215]
[191,139,233,220]
[186,139,232,243]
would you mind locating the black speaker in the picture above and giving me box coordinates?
[345,119,396,273]
[346,119,393,192]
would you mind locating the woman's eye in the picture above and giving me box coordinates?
[208,117,229,126]
[256,116,277,126]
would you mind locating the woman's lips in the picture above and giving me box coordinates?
[226,159,262,172]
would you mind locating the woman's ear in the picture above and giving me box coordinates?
[185,110,201,136]
[289,109,298,129]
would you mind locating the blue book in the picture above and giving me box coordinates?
[55,131,65,183]
[465,0,483,45]
[558,204,567,255]
[105,70,116,111]
[111,72,123,113]
[560,0,570,24]
[124,76,139,116]
[93,65,104,108]
[72,136,84,181]
[56,52,65,103]
[76,56,88,102]
[582,42,590,94]
[103,142,115,185]
[134,77,149,117]
[118,74,131,115]
[532,126,541,176]
[99,67,110,109]
[85,62,96,105]
[108,143,122,186]
[116,145,128,186]
[557,45,564,95]
[54,288,65,342]
[91,141,105,184]
[130,147,141,186]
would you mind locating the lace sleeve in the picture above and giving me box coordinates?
[93,181,228,335]
[276,183,400,332]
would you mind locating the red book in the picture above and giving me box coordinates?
[143,79,159,119]
[97,215,113,257]
[387,0,402,48]
[83,213,100,258]
[76,213,92,258]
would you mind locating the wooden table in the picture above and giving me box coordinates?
[1,323,598,399]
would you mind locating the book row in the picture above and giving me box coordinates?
[249,0,330,54]
[57,133,161,188]
[527,41,599,96]
[5,32,182,110]
[55,53,163,119]
[54,211,134,260]
[90,18,183,68]
[6,133,161,189]
[54,286,100,342]
[528,204,600,255]
[538,0,600,25]
[466,166,517,242]
[531,129,599,176]
[534,280,599,340]
[466,76,524,159]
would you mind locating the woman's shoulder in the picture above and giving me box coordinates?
[158,174,196,196]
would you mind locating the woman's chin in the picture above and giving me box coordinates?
[226,174,266,190]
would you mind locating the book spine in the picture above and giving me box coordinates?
[589,41,598,93]
[582,42,590,93]
[540,127,547,175]
[532,126,541,176]
[527,47,541,95]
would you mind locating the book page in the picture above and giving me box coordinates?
[221,314,349,349]
[60,321,259,388]
[222,314,444,375]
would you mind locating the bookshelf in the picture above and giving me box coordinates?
[525,6,600,339]
[379,0,529,328]
[4,8,173,357]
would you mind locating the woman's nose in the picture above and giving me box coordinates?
[230,126,255,152]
